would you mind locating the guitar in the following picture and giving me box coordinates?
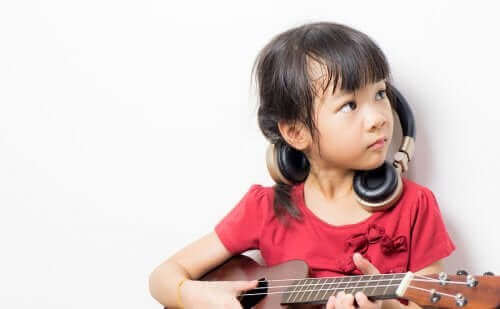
[180,254,500,308]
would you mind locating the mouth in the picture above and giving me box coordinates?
[368,137,388,149]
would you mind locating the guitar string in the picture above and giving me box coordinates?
[414,274,434,280]
[239,283,400,297]
[235,271,471,284]
[238,274,469,292]
[239,284,466,301]
[241,277,406,291]
[407,285,458,299]
[237,272,406,284]
[239,278,470,298]
[412,273,470,285]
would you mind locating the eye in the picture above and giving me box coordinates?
[375,89,387,101]
[339,101,357,113]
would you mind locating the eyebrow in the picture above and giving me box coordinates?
[333,91,353,98]
[329,90,354,104]
[332,81,387,98]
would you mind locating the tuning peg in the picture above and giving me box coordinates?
[483,271,495,276]
[455,293,467,307]
[466,275,478,287]
[438,272,448,285]
[430,289,441,303]
[456,270,468,276]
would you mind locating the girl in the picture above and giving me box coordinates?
[149,22,456,309]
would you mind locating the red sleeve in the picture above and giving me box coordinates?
[408,187,456,272]
[214,185,269,254]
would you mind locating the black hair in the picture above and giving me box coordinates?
[251,21,392,221]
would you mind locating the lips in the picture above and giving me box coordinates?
[369,137,387,148]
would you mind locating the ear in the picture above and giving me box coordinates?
[277,120,311,151]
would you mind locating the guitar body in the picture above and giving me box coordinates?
[200,255,317,308]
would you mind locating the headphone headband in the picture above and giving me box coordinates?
[387,84,416,173]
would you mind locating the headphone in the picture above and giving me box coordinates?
[265,85,416,212]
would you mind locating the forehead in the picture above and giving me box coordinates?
[306,57,343,100]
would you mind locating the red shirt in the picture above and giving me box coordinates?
[215,177,456,278]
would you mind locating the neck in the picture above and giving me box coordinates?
[305,170,355,201]
[281,273,407,306]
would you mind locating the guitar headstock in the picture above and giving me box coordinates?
[399,271,500,308]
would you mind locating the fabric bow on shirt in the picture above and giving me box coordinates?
[344,223,407,255]
[337,224,408,274]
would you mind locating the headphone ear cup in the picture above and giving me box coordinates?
[353,161,399,204]
[266,141,310,184]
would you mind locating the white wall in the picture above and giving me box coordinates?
[1,0,499,308]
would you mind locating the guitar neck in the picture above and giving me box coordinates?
[281,273,409,306]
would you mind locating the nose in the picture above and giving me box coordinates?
[365,107,387,132]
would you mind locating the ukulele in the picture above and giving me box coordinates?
[176,254,500,309]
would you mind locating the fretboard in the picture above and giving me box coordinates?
[281,273,406,306]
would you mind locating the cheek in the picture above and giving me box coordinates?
[387,110,395,135]
[319,121,359,153]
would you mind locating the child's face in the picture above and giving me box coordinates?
[308,75,394,171]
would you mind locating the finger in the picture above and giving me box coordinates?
[335,292,354,309]
[353,253,380,275]
[334,292,344,309]
[341,293,355,308]
[355,292,377,308]
[337,291,345,299]
[326,295,336,309]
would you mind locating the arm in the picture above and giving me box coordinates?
[148,231,233,307]
[382,259,445,309]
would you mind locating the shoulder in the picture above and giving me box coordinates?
[214,184,275,254]
[400,177,438,207]
[244,184,274,203]
[234,184,275,214]
[401,177,435,198]
[400,177,443,222]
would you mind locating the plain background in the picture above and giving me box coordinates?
[1,0,499,308]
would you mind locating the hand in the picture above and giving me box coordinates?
[179,279,258,309]
[325,253,383,309]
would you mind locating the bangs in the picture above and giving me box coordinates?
[303,23,391,96]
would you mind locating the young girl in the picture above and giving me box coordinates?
[149,22,456,309]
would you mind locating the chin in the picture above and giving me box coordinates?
[357,156,387,171]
